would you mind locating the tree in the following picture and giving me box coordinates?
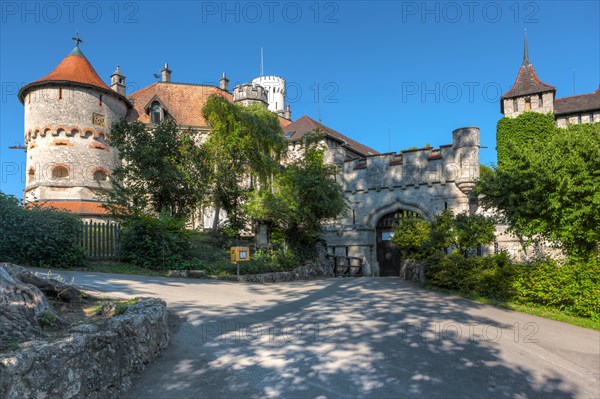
[105,119,208,219]
[452,212,496,256]
[478,113,600,259]
[391,217,430,259]
[201,95,288,235]
[246,134,347,251]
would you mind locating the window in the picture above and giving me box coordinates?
[590,113,594,123]
[524,98,531,111]
[99,94,103,106]
[59,88,62,100]
[93,169,108,182]
[151,102,162,124]
[52,165,69,179]
[513,98,518,112]
[538,94,543,108]
[28,167,35,181]
[578,115,582,124]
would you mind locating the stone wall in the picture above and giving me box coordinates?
[0,298,169,399]
[324,127,480,275]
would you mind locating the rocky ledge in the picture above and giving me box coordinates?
[0,264,169,399]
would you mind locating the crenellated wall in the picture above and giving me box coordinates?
[323,127,480,275]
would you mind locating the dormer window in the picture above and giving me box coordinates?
[151,102,163,124]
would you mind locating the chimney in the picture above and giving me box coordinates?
[284,105,292,120]
[110,65,126,96]
[161,63,172,82]
[219,73,230,92]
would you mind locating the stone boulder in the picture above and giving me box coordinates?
[0,263,63,345]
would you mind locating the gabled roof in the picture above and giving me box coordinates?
[18,46,130,106]
[554,89,600,115]
[127,82,232,126]
[283,115,379,157]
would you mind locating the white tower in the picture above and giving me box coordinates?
[252,75,286,115]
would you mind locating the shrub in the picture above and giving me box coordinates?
[0,192,85,268]
[120,214,191,270]
[514,258,600,319]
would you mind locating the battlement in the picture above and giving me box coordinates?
[340,127,480,194]
[232,83,268,106]
[252,75,286,85]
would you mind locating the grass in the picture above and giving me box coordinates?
[422,284,600,331]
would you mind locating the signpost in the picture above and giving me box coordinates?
[230,246,250,275]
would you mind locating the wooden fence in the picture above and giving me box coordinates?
[81,221,121,260]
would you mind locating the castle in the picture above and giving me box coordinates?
[18,35,599,276]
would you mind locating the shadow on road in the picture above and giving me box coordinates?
[122,277,578,399]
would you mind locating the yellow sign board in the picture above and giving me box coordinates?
[231,247,250,263]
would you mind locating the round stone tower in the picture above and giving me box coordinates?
[251,75,286,115]
[18,42,131,217]
[452,126,480,195]
[232,83,269,108]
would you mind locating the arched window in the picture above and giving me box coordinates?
[28,167,35,181]
[93,169,108,182]
[52,165,69,179]
[151,102,162,124]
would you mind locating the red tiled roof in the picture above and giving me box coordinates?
[282,115,379,157]
[554,89,600,115]
[127,82,293,129]
[34,51,110,91]
[19,46,130,106]
[502,64,555,100]
[32,201,109,216]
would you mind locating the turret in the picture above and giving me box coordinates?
[452,127,480,195]
[232,83,268,108]
[252,75,286,115]
[110,65,126,96]
[17,37,131,217]
[501,32,556,117]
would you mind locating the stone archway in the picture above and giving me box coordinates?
[369,200,430,277]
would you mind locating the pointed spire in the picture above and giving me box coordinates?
[522,29,530,66]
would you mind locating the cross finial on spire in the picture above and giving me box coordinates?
[72,31,83,47]
[522,29,529,66]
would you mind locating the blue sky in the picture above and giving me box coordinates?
[1,1,599,198]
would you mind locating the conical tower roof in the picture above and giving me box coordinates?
[19,43,129,106]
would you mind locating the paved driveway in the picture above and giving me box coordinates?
[38,269,599,398]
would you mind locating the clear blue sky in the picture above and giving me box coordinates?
[1,1,599,198]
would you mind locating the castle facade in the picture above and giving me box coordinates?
[18,36,598,275]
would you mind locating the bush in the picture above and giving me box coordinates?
[0,192,85,268]
[426,252,518,301]
[120,214,191,270]
[425,251,599,319]
[514,259,600,319]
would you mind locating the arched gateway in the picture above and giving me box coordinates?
[323,127,480,276]
[376,209,422,276]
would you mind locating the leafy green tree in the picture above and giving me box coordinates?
[391,217,430,259]
[105,120,208,219]
[201,95,288,234]
[479,113,600,259]
[246,136,347,251]
[452,212,496,255]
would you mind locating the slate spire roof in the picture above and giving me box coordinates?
[501,33,556,100]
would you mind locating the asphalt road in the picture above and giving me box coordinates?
[35,269,600,399]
